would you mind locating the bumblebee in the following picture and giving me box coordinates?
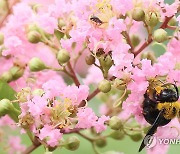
[139,82,179,152]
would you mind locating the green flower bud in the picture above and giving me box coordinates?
[29,57,47,72]
[0,99,14,117]
[0,32,4,45]
[57,49,70,65]
[10,66,24,80]
[0,71,13,82]
[145,12,159,27]
[58,19,66,28]
[98,79,111,93]
[95,138,107,148]
[27,31,42,44]
[153,28,168,43]
[65,136,80,151]
[32,89,44,96]
[109,116,122,130]
[168,17,176,26]
[109,130,125,140]
[130,133,143,142]
[85,55,95,65]
[27,24,39,32]
[132,8,145,21]
[131,35,140,47]
[99,55,113,71]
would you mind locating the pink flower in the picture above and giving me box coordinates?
[76,107,98,129]
[62,85,89,106]
[27,96,49,117]
[8,136,26,154]
[111,0,133,16]
[94,115,109,133]
[39,125,62,147]
[36,14,58,34]
[83,65,104,85]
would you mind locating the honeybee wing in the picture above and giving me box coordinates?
[138,109,164,152]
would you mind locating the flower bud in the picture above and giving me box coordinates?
[9,66,24,80]
[132,8,145,21]
[153,28,168,43]
[145,12,159,27]
[98,79,111,93]
[85,55,95,65]
[65,136,80,151]
[168,17,176,26]
[0,99,14,117]
[109,116,122,130]
[95,138,107,148]
[130,133,143,142]
[58,19,66,28]
[27,31,42,44]
[109,130,125,140]
[0,32,4,45]
[131,35,140,47]
[0,71,13,82]
[57,49,70,65]
[29,57,47,72]
[99,55,113,71]
[103,151,122,154]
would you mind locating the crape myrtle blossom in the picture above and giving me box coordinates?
[18,80,108,147]
[0,0,179,154]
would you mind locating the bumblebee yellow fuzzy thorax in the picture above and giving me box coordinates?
[157,102,180,119]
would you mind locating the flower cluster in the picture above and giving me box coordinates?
[0,0,179,154]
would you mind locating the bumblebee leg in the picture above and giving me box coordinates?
[138,109,164,152]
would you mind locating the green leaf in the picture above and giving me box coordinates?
[54,29,64,40]
[0,80,19,109]
[0,80,16,100]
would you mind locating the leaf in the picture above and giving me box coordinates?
[54,29,64,40]
[0,80,19,109]
[0,80,16,100]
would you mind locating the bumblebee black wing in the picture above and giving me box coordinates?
[138,109,164,152]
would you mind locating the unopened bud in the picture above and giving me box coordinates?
[10,66,24,80]
[168,17,176,26]
[109,116,122,130]
[0,99,14,117]
[131,35,140,47]
[98,79,111,93]
[99,55,113,71]
[29,57,47,72]
[27,31,41,43]
[153,28,168,43]
[109,130,125,140]
[65,136,80,151]
[103,151,122,154]
[95,138,107,148]
[145,12,159,27]
[0,71,13,82]
[85,55,95,65]
[57,49,70,65]
[0,33,4,45]
[130,133,143,142]
[132,8,145,21]
[58,19,66,28]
